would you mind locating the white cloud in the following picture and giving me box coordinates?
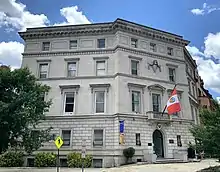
[191,9,204,15]
[0,41,24,69]
[0,0,49,31]
[54,6,90,26]
[204,32,220,59]
[187,32,220,94]
[191,2,220,15]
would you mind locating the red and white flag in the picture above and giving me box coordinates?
[167,88,181,115]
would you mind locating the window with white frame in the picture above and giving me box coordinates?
[152,93,161,112]
[132,91,141,113]
[67,62,77,77]
[69,40,77,49]
[131,60,139,75]
[150,43,156,52]
[62,130,71,146]
[93,129,103,146]
[97,39,105,48]
[167,47,173,56]
[95,91,105,113]
[42,42,50,51]
[131,38,138,48]
[64,92,75,114]
[169,68,176,82]
[39,63,48,78]
[96,61,106,76]
[136,133,141,146]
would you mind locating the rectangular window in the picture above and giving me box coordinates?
[97,39,105,48]
[39,63,48,78]
[42,42,50,51]
[152,93,161,112]
[132,91,141,113]
[93,129,103,146]
[169,68,175,82]
[136,133,141,146]
[96,61,106,76]
[64,92,74,113]
[150,43,156,52]
[69,40,77,49]
[131,60,139,75]
[93,159,103,168]
[188,80,191,94]
[62,130,71,146]
[95,91,105,113]
[167,47,173,56]
[67,62,77,77]
[131,38,138,48]
[191,105,195,121]
[177,135,182,147]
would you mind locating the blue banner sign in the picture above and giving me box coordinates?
[119,120,124,133]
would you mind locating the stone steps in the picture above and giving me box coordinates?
[154,158,186,164]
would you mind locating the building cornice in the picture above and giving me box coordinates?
[23,45,186,64]
[37,73,188,87]
[19,19,189,46]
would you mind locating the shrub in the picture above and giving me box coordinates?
[34,152,56,167]
[123,147,135,163]
[0,151,24,167]
[67,152,92,168]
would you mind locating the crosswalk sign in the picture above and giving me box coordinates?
[54,136,63,149]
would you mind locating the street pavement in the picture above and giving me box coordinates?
[0,159,219,172]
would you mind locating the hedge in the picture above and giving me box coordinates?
[67,152,92,168]
[0,151,24,167]
[34,152,56,167]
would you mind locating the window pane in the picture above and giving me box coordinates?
[97,39,105,48]
[94,130,103,141]
[131,60,138,75]
[42,42,50,51]
[62,130,71,146]
[97,61,105,69]
[68,62,76,77]
[70,40,77,49]
[132,91,140,112]
[39,64,48,78]
[95,91,105,113]
[152,94,160,112]
[97,69,105,76]
[96,103,104,113]
[131,38,137,48]
[68,63,76,70]
[66,93,74,103]
[96,92,104,102]
[65,93,74,113]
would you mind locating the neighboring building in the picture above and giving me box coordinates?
[183,48,200,125]
[19,18,199,167]
[196,75,214,110]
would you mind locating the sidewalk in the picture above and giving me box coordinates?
[0,159,219,172]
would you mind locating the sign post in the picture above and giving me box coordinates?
[81,140,86,172]
[54,136,64,172]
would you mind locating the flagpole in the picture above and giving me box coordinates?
[161,84,177,117]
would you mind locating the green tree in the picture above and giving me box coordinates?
[190,100,220,161]
[0,66,52,154]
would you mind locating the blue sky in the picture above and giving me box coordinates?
[0,0,220,98]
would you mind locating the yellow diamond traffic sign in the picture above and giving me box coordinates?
[54,136,63,149]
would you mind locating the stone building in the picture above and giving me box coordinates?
[19,18,199,167]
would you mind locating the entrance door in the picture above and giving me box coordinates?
[153,130,164,158]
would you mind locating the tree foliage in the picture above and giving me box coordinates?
[190,100,220,160]
[0,66,52,154]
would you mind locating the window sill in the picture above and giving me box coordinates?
[63,113,74,115]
